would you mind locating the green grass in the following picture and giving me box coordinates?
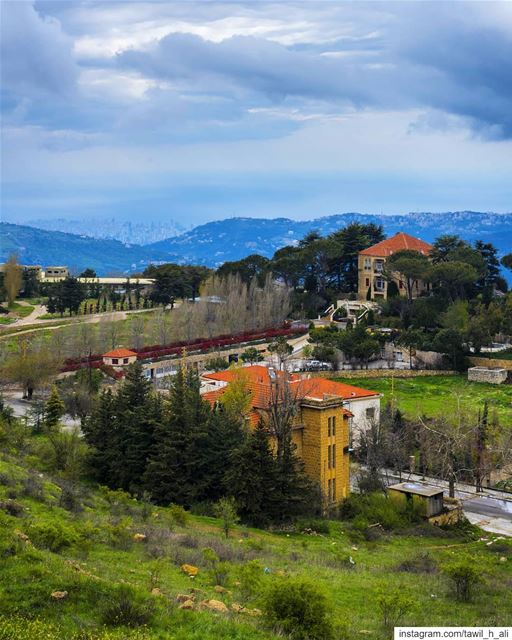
[334,375,512,423]
[6,302,35,318]
[0,317,16,325]
[0,449,511,639]
[481,349,512,361]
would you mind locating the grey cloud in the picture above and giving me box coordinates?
[1,1,78,97]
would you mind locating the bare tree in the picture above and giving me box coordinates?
[130,314,146,350]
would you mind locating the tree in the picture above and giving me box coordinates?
[45,385,65,429]
[240,347,264,364]
[385,250,430,302]
[429,261,478,302]
[396,328,424,369]
[218,368,252,426]
[54,277,85,316]
[501,253,512,271]
[226,422,280,527]
[130,315,145,351]
[213,497,239,538]
[1,339,58,399]
[79,268,97,278]
[431,329,467,371]
[3,254,22,305]
[217,254,270,286]
[268,336,293,370]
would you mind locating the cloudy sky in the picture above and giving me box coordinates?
[1,1,512,226]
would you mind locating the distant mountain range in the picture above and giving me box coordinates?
[1,212,511,279]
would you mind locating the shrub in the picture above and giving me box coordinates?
[28,521,79,552]
[169,503,189,527]
[397,552,437,574]
[262,578,334,640]
[297,518,330,535]
[213,497,239,538]
[202,547,230,586]
[21,473,44,500]
[238,559,263,603]
[443,561,483,602]
[101,585,155,628]
[377,590,414,633]
[107,517,133,551]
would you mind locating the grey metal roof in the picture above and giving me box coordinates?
[388,482,443,497]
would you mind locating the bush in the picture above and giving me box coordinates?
[262,578,334,640]
[28,521,79,552]
[238,560,263,602]
[101,585,155,628]
[202,547,230,586]
[443,561,483,602]
[340,493,419,532]
[21,473,44,500]
[378,590,414,633]
[297,518,330,535]
[397,552,437,574]
[169,503,189,527]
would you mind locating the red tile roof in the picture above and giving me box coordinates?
[103,348,137,358]
[202,366,378,413]
[360,232,432,257]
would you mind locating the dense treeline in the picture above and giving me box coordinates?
[83,362,317,526]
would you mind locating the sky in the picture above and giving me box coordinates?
[1,0,512,227]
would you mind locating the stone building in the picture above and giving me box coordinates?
[201,366,380,508]
[358,232,432,301]
[468,366,508,384]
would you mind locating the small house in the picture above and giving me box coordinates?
[388,482,444,518]
[103,348,137,369]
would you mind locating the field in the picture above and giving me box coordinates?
[1,447,511,640]
[333,375,512,423]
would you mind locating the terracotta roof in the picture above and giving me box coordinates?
[103,348,137,358]
[202,366,378,412]
[360,232,432,257]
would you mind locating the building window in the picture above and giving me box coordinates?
[327,417,331,437]
[332,416,336,436]
[332,478,336,501]
[328,479,332,501]
[366,407,375,419]
[123,358,129,364]
[332,444,336,468]
[112,358,118,365]
[399,280,404,289]
[364,258,371,270]
[327,445,331,469]
[365,278,370,287]
[375,278,385,291]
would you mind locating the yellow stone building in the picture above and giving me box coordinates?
[202,366,378,508]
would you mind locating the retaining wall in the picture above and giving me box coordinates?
[468,356,512,371]
[312,369,458,380]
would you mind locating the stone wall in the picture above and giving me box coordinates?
[312,369,458,380]
[468,356,512,371]
[467,366,508,384]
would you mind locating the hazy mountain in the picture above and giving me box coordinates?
[22,217,186,245]
[2,212,511,278]
[148,211,512,266]
[0,222,169,274]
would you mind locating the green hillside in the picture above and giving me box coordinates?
[1,441,511,640]
[0,223,169,275]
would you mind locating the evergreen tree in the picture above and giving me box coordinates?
[226,421,279,527]
[45,385,65,429]
[145,367,210,506]
[83,388,118,484]
[115,362,161,494]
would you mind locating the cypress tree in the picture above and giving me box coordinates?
[45,384,65,429]
[83,388,118,484]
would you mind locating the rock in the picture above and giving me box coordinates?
[179,599,195,610]
[181,564,199,577]
[500,557,507,562]
[351,546,358,551]
[51,591,68,600]
[214,585,227,593]
[14,530,31,544]
[359,630,373,635]
[199,599,228,613]
[231,603,244,613]
[176,593,195,603]
[133,533,146,542]
[151,588,163,597]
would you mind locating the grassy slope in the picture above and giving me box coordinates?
[334,375,512,423]
[0,453,511,640]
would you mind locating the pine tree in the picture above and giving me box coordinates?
[145,366,210,506]
[45,384,65,429]
[225,422,279,527]
[114,362,161,494]
[82,388,118,484]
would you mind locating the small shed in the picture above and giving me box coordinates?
[103,348,137,369]
[388,482,444,518]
